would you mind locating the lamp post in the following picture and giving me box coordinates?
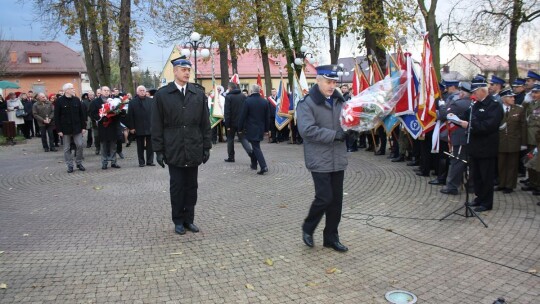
[337,63,349,86]
[180,32,210,84]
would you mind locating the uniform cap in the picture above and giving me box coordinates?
[525,70,540,81]
[315,64,341,80]
[489,75,505,85]
[499,88,515,97]
[171,56,192,68]
[511,78,525,87]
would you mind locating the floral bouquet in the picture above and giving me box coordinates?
[340,71,407,132]
[98,97,127,127]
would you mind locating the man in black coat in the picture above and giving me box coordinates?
[128,85,154,167]
[238,85,269,174]
[151,57,212,235]
[54,83,87,173]
[89,86,122,170]
[460,82,504,212]
[223,82,253,162]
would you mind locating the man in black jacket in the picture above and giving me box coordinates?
[54,83,87,173]
[461,82,504,212]
[151,57,212,235]
[238,84,269,174]
[128,85,154,167]
[223,82,253,162]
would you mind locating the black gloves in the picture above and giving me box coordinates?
[334,130,346,142]
[156,152,166,168]
[203,149,210,164]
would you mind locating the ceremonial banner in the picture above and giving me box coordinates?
[278,78,291,116]
[275,79,291,130]
[417,34,439,133]
[352,63,370,97]
[230,74,240,85]
[397,114,422,139]
[382,114,399,135]
[209,85,223,128]
[394,53,418,116]
[257,73,265,98]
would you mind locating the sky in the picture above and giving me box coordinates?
[1,1,538,75]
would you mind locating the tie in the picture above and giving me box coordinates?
[505,106,509,118]
[181,87,185,97]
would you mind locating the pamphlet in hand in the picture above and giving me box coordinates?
[446,113,462,124]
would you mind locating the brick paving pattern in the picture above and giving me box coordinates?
[0,138,539,303]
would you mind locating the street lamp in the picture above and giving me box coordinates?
[180,32,210,84]
[337,63,349,85]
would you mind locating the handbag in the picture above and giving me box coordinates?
[15,109,27,118]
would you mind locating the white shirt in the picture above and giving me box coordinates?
[174,81,187,95]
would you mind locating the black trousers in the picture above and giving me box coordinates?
[40,125,54,149]
[86,128,93,146]
[471,157,496,209]
[303,170,344,243]
[249,140,267,169]
[136,135,154,165]
[435,141,449,182]
[168,165,199,225]
[34,118,40,136]
[23,120,33,138]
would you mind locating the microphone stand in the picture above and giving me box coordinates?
[439,101,488,228]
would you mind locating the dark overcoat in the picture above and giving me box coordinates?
[151,82,212,167]
[238,93,269,141]
[127,95,153,136]
[224,89,246,128]
[54,95,86,135]
[468,95,504,158]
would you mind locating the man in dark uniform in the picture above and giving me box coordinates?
[497,89,527,193]
[522,85,540,194]
[463,81,504,212]
[440,82,473,195]
[297,64,349,252]
[488,75,505,102]
[512,78,526,105]
[224,82,253,162]
[238,84,269,174]
[151,57,212,235]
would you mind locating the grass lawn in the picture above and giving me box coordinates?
[0,135,26,145]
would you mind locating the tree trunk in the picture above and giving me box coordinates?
[99,0,111,85]
[362,0,387,69]
[229,40,238,75]
[74,0,99,91]
[218,40,229,88]
[86,0,105,86]
[419,0,441,80]
[326,6,341,64]
[118,0,133,94]
[508,0,522,83]
[254,0,272,96]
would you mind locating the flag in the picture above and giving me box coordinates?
[209,86,223,128]
[298,69,309,95]
[369,54,384,84]
[352,63,370,96]
[417,34,439,133]
[278,78,291,116]
[397,114,422,139]
[394,53,418,116]
[431,121,449,153]
[257,73,265,98]
[382,114,399,135]
[230,73,240,85]
[275,79,291,130]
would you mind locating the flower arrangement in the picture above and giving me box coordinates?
[340,72,406,132]
[98,97,127,127]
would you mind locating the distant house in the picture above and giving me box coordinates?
[160,48,318,93]
[0,40,87,96]
[447,54,509,80]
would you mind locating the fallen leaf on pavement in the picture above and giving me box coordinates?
[385,228,393,232]
[278,204,287,208]
[326,267,342,274]
[169,252,183,255]
[0,283,6,289]
[0,251,4,255]
[306,282,318,287]
[264,258,274,266]
[245,283,255,290]
[23,234,29,237]
[169,269,177,272]
[528,269,537,274]
[93,186,103,190]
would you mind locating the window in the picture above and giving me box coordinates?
[29,56,41,64]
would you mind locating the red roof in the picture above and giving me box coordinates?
[2,40,86,75]
[458,54,508,71]
[181,48,318,79]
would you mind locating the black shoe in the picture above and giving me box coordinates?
[494,186,506,191]
[365,147,374,152]
[111,164,121,169]
[146,163,156,166]
[174,225,186,235]
[391,156,405,162]
[302,232,314,248]
[323,241,349,252]
[50,147,57,152]
[102,164,108,170]
[67,166,74,173]
[358,144,367,149]
[250,163,257,170]
[184,223,200,233]
[374,150,385,156]
[118,152,125,159]
[533,190,540,196]
[440,188,458,195]
[257,167,268,175]
[77,164,86,171]
[521,186,537,191]
[55,143,60,147]
[95,150,100,155]
[520,178,530,184]
[416,172,429,177]
[224,158,235,162]
[407,160,419,166]
[503,189,513,194]
[86,144,92,148]
[428,179,445,185]
[125,142,131,147]
[139,164,145,167]
[537,202,540,206]
[467,200,482,207]
[474,206,491,212]
[44,148,49,152]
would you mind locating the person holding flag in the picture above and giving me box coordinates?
[297,65,349,253]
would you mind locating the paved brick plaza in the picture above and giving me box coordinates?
[0,138,539,303]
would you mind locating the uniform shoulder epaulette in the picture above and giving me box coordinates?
[298,94,310,104]
[191,82,206,93]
